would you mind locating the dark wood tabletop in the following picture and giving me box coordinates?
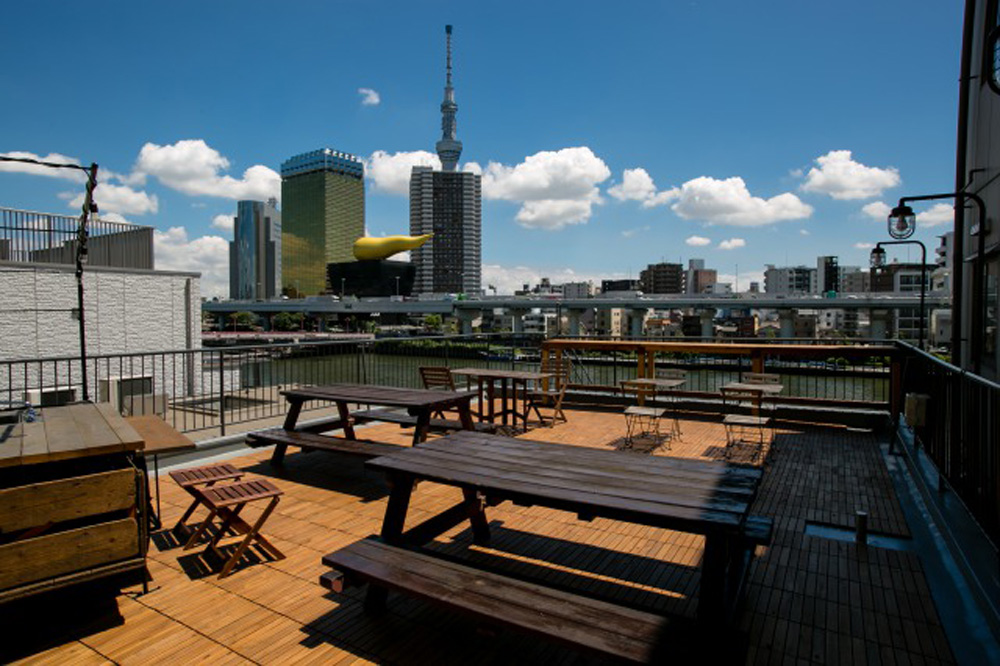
[367,430,761,535]
[451,368,555,381]
[0,402,143,469]
[281,384,473,409]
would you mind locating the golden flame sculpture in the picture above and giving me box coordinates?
[352,233,433,261]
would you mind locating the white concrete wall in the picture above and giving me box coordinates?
[0,263,202,405]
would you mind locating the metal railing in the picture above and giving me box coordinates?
[0,207,154,269]
[896,342,1000,547]
[0,333,544,436]
[544,338,895,408]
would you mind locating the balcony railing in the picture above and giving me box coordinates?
[895,343,1000,547]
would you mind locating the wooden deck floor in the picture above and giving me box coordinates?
[4,408,954,665]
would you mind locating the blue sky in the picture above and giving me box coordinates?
[0,1,963,296]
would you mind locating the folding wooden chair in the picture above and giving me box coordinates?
[526,357,571,427]
[721,387,772,462]
[183,478,285,578]
[169,463,245,532]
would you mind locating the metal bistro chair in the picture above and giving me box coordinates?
[655,368,687,440]
[721,386,772,462]
[526,357,571,427]
[621,380,668,450]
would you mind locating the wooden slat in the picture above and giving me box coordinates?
[281,384,472,410]
[370,454,743,533]
[69,402,120,451]
[0,518,139,591]
[323,537,668,664]
[246,429,404,459]
[385,444,755,509]
[94,402,144,450]
[0,469,136,533]
[371,446,751,518]
[41,405,82,457]
[126,415,195,455]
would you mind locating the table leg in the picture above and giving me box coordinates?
[336,400,356,440]
[412,409,431,446]
[273,397,304,465]
[458,400,475,431]
[366,474,415,612]
[463,488,491,545]
[698,534,731,623]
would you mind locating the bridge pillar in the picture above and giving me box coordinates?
[699,309,716,340]
[628,309,648,339]
[566,309,585,337]
[778,309,795,339]
[457,309,477,335]
[509,308,528,334]
[869,309,891,341]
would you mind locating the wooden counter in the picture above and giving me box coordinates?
[0,403,147,603]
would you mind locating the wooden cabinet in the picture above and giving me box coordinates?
[0,403,147,603]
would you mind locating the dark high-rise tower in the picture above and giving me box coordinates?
[410,25,482,295]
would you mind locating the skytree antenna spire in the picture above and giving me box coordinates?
[436,24,462,172]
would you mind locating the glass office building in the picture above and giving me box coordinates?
[280,149,364,296]
[229,199,281,300]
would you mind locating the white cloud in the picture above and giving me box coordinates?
[366,150,441,195]
[621,225,650,238]
[358,87,381,106]
[671,176,812,226]
[799,229,810,235]
[917,203,953,227]
[801,150,900,200]
[686,235,711,246]
[718,270,765,293]
[482,264,622,295]
[135,139,280,201]
[480,147,611,230]
[69,182,158,216]
[718,238,746,250]
[212,214,234,233]
[154,226,230,298]
[0,151,85,181]
[98,213,133,225]
[861,201,891,220]
[854,242,874,249]
[608,168,677,208]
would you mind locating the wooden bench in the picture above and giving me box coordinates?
[245,429,404,460]
[321,537,673,664]
[350,408,498,434]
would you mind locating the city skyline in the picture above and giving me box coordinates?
[0,1,961,296]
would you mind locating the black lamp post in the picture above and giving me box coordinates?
[886,192,987,369]
[870,240,928,350]
[0,156,98,401]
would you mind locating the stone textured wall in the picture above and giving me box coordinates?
[0,263,202,405]
[0,263,199,360]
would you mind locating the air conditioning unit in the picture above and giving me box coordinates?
[98,375,155,414]
[24,386,79,407]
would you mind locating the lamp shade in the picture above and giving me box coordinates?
[888,204,916,239]
[870,246,887,269]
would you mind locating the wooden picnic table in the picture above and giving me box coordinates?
[268,384,476,465]
[451,368,554,430]
[357,430,766,624]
